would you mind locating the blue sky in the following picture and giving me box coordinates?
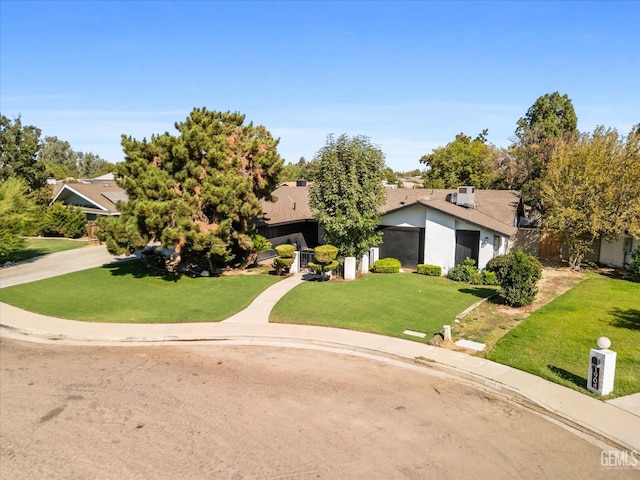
[1,0,638,173]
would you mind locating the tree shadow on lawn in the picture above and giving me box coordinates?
[548,365,587,390]
[458,287,498,300]
[102,259,182,282]
[609,307,640,330]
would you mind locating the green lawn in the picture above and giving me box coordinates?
[1,238,89,263]
[0,260,280,323]
[271,273,496,341]
[487,273,640,398]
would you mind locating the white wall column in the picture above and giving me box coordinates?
[360,252,370,274]
[344,256,356,280]
[369,247,380,265]
[290,251,300,274]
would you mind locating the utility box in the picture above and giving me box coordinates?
[587,337,616,396]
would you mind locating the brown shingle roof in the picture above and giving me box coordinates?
[383,188,521,236]
[260,184,521,236]
[51,180,125,215]
[256,182,315,226]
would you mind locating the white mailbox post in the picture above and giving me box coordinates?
[587,337,616,396]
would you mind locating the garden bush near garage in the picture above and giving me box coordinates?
[371,257,401,273]
[416,264,441,276]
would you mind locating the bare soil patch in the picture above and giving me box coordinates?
[1,338,633,480]
[451,263,587,351]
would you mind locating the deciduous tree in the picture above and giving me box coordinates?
[97,108,284,270]
[419,130,499,189]
[541,125,640,269]
[510,92,579,211]
[38,136,80,178]
[0,115,47,198]
[309,134,386,257]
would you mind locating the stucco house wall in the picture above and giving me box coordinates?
[599,236,638,268]
[380,206,515,274]
[423,209,456,272]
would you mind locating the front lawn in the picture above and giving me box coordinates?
[1,238,89,263]
[487,273,640,398]
[0,260,280,323]
[271,273,496,341]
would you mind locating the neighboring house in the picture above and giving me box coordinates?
[598,235,638,269]
[258,183,523,272]
[50,175,126,221]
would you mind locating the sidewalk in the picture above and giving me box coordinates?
[1,247,639,452]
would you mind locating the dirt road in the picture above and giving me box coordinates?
[1,339,634,479]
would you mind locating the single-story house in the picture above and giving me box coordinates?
[50,175,125,221]
[258,183,523,273]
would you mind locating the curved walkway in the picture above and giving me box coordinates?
[1,246,639,452]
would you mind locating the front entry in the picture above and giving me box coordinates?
[455,230,480,266]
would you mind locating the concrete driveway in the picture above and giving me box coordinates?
[0,245,131,289]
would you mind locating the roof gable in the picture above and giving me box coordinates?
[51,181,126,215]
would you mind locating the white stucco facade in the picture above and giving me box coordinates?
[599,236,638,268]
[380,205,513,274]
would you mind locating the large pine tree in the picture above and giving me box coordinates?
[98,108,284,269]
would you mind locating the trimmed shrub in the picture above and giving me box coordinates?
[313,244,339,263]
[274,256,294,273]
[372,257,401,273]
[417,264,442,276]
[275,243,295,258]
[485,249,542,307]
[273,243,296,275]
[308,244,339,281]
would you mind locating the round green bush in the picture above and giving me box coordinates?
[417,264,442,276]
[372,257,401,273]
[275,244,295,258]
[313,245,339,263]
[485,249,542,306]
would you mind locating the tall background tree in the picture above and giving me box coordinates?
[77,151,115,178]
[419,130,500,189]
[309,134,387,258]
[0,115,48,204]
[38,136,80,179]
[97,108,284,270]
[509,92,578,212]
[541,125,640,269]
[280,156,320,182]
[38,136,115,179]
